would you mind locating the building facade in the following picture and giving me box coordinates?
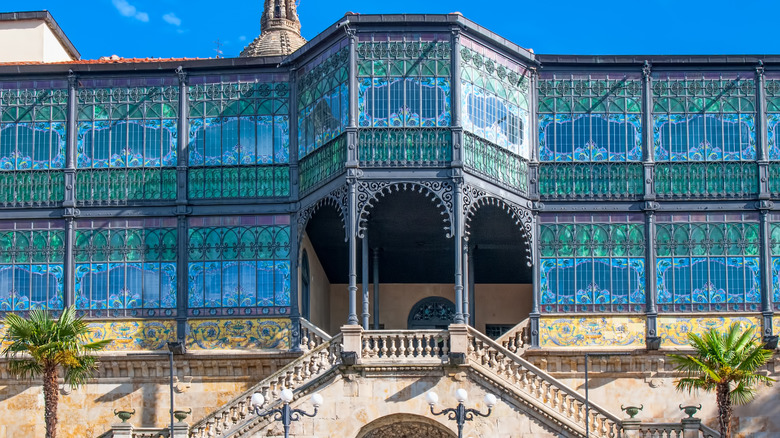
[0,4,779,437]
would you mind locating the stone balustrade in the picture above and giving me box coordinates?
[464,326,623,438]
[622,418,720,438]
[361,330,450,362]
[300,317,332,351]
[495,317,530,355]
[187,334,343,438]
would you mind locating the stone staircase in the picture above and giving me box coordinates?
[104,321,721,438]
[495,316,531,355]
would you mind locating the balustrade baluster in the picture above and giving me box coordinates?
[399,335,407,358]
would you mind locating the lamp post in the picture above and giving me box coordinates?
[250,389,323,438]
[426,389,496,438]
[166,341,185,438]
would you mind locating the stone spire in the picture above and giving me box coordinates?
[240,0,307,57]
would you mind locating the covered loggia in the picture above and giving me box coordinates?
[464,196,534,336]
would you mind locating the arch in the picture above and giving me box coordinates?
[355,413,456,438]
[357,180,454,239]
[407,296,456,330]
[297,184,349,241]
[463,185,533,267]
[301,249,310,320]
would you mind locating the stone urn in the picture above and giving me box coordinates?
[679,404,702,418]
[620,404,643,419]
[173,408,192,422]
[113,409,136,423]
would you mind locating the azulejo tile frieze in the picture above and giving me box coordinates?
[657,315,760,346]
[186,318,291,350]
[84,319,177,351]
[539,316,646,348]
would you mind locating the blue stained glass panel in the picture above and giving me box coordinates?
[654,114,755,161]
[539,114,642,162]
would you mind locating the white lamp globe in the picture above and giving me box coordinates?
[250,392,265,408]
[455,388,468,403]
[425,391,439,406]
[311,393,324,408]
[280,388,294,403]
[484,393,497,408]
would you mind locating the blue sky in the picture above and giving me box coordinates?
[4,0,779,59]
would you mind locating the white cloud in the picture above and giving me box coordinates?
[238,36,246,42]
[163,13,181,27]
[112,0,149,22]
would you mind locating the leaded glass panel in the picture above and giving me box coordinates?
[0,220,65,313]
[769,215,780,311]
[539,74,642,162]
[765,77,780,160]
[461,39,528,158]
[358,36,451,130]
[653,73,755,161]
[539,214,645,313]
[74,219,177,317]
[655,214,760,312]
[187,216,291,316]
[298,41,349,159]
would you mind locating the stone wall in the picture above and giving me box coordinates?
[0,352,297,438]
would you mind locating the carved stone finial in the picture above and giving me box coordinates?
[241,0,307,57]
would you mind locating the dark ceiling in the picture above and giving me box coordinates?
[306,191,532,284]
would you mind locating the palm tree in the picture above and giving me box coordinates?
[1,306,111,438]
[669,323,775,438]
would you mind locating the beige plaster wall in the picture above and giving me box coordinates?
[328,283,531,334]
[0,352,297,438]
[300,234,331,331]
[0,20,74,63]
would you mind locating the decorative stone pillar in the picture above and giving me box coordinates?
[448,323,469,356]
[621,419,641,438]
[172,421,189,438]
[341,324,363,358]
[681,418,701,438]
[110,423,133,438]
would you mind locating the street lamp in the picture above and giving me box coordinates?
[426,389,496,438]
[250,388,323,438]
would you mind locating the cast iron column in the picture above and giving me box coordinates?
[345,25,360,326]
[529,210,541,347]
[462,237,470,325]
[372,248,380,329]
[641,60,660,349]
[450,26,463,166]
[63,70,78,309]
[288,66,302,349]
[528,67,541,347]
[175,67,190,343]
[362,230,369,329]
[453,179,465,324]
[528,67,540,201]
[468,245,475,326]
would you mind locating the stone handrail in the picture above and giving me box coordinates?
[188,334,342,438]
[300,318,332,351]
[466,327,623,437]
[495,317,530,355]
[361,330,450,362]
[699,424,720,438]
[133,429,170,438]
[637,423,683,437]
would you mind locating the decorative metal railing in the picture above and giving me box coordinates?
[654,162,758,199]
[464,134,528,194]
[299,135,347,194]
[466,327,623,437]
[188,334,343,438]
[539,162,643,200]
[0,170,64,207]
[769,162,780,196]
[358,128,452,167]
[76,168,176,205]
[361,329,450,362]
[188,165,290,200]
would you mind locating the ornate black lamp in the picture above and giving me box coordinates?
[250,388,323,438]
[426,389,496,438]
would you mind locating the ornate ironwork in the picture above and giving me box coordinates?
[0,170,64,207]
[462,184,533,267]
[188,165,289,199]
[539,162,643,200]
[76,168,176,205]
[299,134,347,194]
[358,128,452,167]
[654,162,758,198]
[464,133,528,194]
[297,184,349,241]
[357,180,454,238]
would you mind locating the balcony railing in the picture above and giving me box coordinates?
[464,133,528,194]
[540,162,643,200]
[188,165,290,199]
[358,128,452,167]
[299,134,347,194]
[655,161,758,199]
[0,170,63,208]
[76,168,176,206]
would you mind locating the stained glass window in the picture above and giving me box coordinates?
[358,35,451,129]
[769,214,780,311]
[298,41,349,159]
[74,219,177,317]
[539,74,642,162]
[187,216,291,316]
[461,40,528,158]
[766,76,780,160]
[76,79,178,203]
[0,221,65,312]
[539,214,645,313]
[653,73,755,161]
[655,213,760,312]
